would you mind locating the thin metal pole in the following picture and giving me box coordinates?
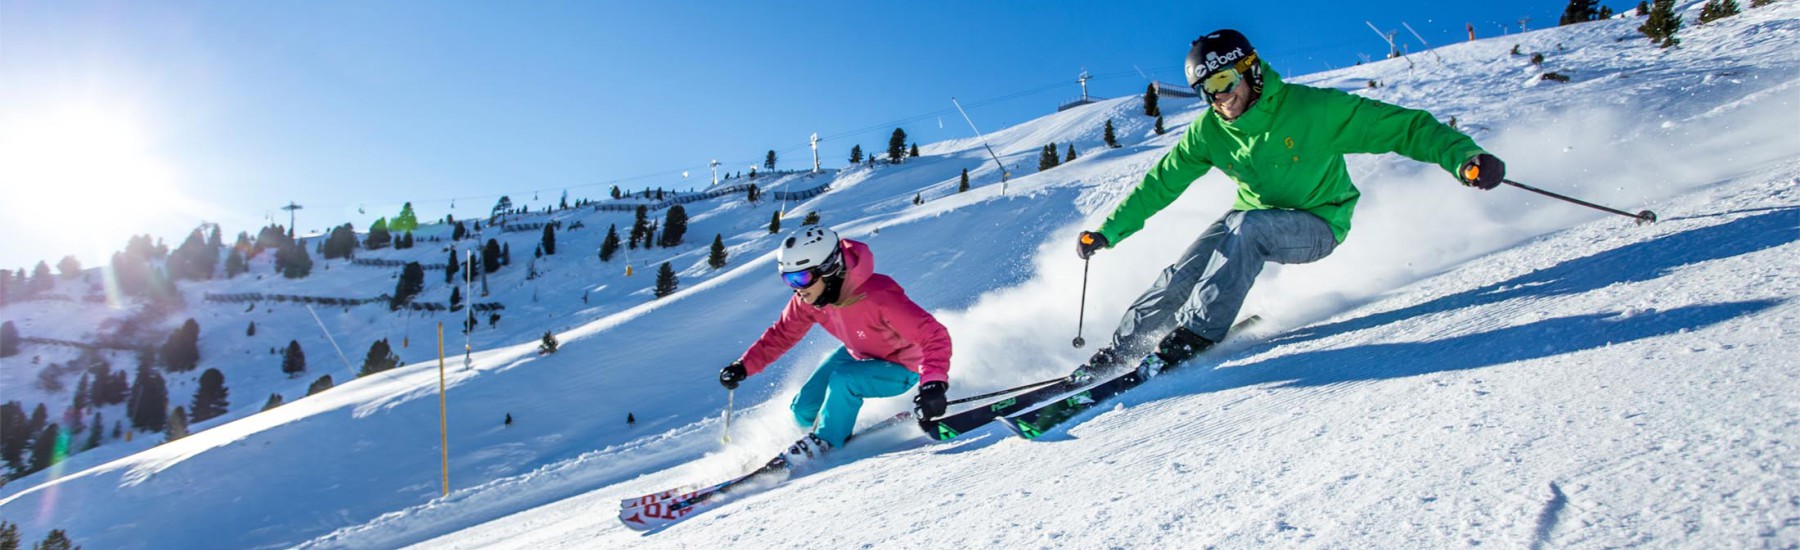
[951,97,1010,193]
[722,389,734,444]
[437,322,449,497]
[1074,257,1091,348]
[1503,179,1658,224]
[946,377,1066,406]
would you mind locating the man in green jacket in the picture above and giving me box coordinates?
[1072,29,1506,378]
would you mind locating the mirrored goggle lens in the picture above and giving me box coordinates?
[782,269,817,289]
[1199,69,1242,99]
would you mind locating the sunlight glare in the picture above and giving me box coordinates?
[0,104,188,264]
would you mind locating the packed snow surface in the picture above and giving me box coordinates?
[2,3,1797,548]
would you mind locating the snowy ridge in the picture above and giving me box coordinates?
[1,4,1797,548]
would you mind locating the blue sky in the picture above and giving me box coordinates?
[0,1,1577,270]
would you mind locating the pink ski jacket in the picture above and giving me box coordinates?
[737,239,952,384]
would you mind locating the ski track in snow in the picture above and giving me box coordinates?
[2,3,1798,548]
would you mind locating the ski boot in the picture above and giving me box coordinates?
[768,433,832,472]
[1146,327,1215,376]
[1068,346,1127,384]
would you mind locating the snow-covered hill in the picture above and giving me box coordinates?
[2,2,1798,548]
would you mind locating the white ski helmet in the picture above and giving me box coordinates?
[777,226,843,275]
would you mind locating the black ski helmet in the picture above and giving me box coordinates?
[1185,29,1262,96]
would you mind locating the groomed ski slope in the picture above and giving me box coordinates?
[1,2,1797,548]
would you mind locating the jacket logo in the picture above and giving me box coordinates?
[1285,137,1295,149]
[856,330,867,340]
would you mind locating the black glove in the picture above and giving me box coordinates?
[913,381,948,420]
[1075,231,1109,260]
[719,362,747,390]
[1459,153,1505,190]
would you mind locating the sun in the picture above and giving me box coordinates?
[0,103,192,265]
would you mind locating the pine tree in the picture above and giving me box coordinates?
[1103,119,1120,148]
[165,407,189,442]
[1039,144,1060,171]
[276,242,312,279]
[887,128,908,164]
[128,354,168,433]
[600,224,621,262]
[391,262,425,310]
[765,150,778,171]
[159,319,201,372]
[86,411,103,450]
[769,210,782,234]
[247,321,256,337]
[452,220,468,241]
[541,224,557,255]
[708,234,728,269]
[307,375,334,396]
[538,331,559,354]
[802,211,821,226]
[913,193,924,206]
[367,217,391,249]
[31,261,52,293]
[1560,0,1599,24]
[393,202,419,233]
[34,529,76,550]
[959,169,971,193]
[446,249,460,284]
[630,205,650,249]
[483,239,502,273]
[263,393,284,411]
[190,368,229,423]
[282,340,307,378]
[654,262,679,298]
[224,249,246,278]
[56,255,80,278]
[0,519,20,550]
[849,144,863,164]
[1144,83,1161,116]
[660,205,688,247]
[449,285,463,310]
[1599,5,1615,18]
[25,423,62,474]
[1,402,26,472]
[1640,0,1683,47]
[1066,144,1078,163]
[909,143,920,157]
[0,321,18,358]
[1154,115,1167,135]
[323,224,357,259]
[360,339,400,376]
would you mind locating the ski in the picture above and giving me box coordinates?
[915,379,1080,441]
[618,411,914,532]
[1000,315,1262,439]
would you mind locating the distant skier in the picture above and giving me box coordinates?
[719,227,952,453]
[504,413,512,427]
[1072,29,1506,378]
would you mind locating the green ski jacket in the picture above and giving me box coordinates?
[1097,63,1486,244]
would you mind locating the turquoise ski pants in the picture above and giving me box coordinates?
[791,347,919,448]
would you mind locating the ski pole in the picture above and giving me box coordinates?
[1502,179,1658,225]
[721,389,733,444]
[1073,255,1091,348]
[947,377,1066,406]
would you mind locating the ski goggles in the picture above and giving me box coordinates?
[1197,69,1244,103]
[782,267,825,289]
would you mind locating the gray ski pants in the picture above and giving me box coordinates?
[1107,209,1338,354]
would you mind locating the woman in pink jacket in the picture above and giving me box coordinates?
[718,227,952,451]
